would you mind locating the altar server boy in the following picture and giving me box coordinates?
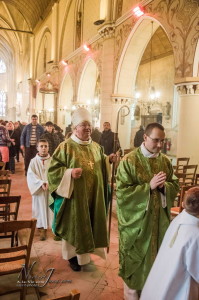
[27,139,52,240]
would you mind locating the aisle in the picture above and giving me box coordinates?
[1,158,123,300]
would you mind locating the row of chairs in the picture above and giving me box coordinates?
[0,195,80,299]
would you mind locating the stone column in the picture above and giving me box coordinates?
[176,79,199,165]
[98,24,115,130]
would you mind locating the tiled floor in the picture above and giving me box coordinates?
[0,158,124,299]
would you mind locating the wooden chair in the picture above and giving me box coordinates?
[195,174,199,185]
[183,165,198,185]
[0,170,10,179]
[123,149,132,156]
[48,290,80,300]
[176,157,190,172]
[171,185,199,217]
[0,196,21,246]
[0,219,38,300]
[0,179,11,196]
[0,161,5,170]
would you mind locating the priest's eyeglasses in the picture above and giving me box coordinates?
[147,136,165,144]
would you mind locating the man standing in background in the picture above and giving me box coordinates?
[20,114,44,175]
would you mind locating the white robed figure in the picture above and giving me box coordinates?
[27,140,53,233]
[140,187,199,300]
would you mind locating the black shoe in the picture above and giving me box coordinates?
[68,256,81,272]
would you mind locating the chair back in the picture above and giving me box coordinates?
[47,290,80,300]
[0,170,10,179]
[0,219,36,276]
[0,179,11,196]
[0,195,21,221]
[123,149,132,156]
[195,174,199,185]
[0,162,5,170]
[176,157,190,171]
[183,164,198,185]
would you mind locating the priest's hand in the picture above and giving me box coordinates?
[42,183,48,190]
[72,168,82,179]
[150,172,166,190]
[109,153,118,163]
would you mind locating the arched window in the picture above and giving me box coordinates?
[0,59,6,73]
[0,90,6,116]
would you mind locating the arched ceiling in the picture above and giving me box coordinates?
[140,26,173,64]
[0,0,58,30]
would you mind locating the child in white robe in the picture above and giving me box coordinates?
[140,187,199,300]
[27,139,52,241]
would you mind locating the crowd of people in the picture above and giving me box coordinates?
[1,111,198,300]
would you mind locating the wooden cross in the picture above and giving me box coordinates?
[88,161,94,170]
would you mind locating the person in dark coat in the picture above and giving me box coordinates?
[40,121,60,156]
[54,124,65,143]
[6,121,18,173]
[14,121,22,162]
[134,125,144,147]
[91,127,101,144]
[99,122,120,155]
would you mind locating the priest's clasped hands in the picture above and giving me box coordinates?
[150,171,166,190]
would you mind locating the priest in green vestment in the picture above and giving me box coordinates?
[116,123,179,300]
[47,108,114,271]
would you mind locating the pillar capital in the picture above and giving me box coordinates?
[98,23,115,39]
[111,94,132,104]
[175,78,199,95]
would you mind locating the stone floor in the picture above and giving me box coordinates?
[0,157,124,300]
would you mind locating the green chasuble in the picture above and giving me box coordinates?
[116,147,179,290]
[47,137,109,254]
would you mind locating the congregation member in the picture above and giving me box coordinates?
[99,121,121,155]
[5,121,18,173]
[20,114,44,175]
[14,121,23,162]
[40,121,60,156]
[116,122,179,300]
[54,124,65,143]
[27,139,52,241]
[134,125,144,147]
[0,121,14,164]
[141,187,199,300]
[48,107,116,272]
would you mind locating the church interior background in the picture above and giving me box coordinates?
[0,0,199,162]
[0,0,199,299]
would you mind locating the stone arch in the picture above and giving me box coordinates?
[114,17,175,150]
[35,27,52,78]
[77,58,100,126]
[58,72,74,129]
[193,39,199,77]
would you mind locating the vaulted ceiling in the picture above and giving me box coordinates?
[0,0,58,30]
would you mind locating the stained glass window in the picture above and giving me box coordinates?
[0,60,6,73]
[0,90,6,116]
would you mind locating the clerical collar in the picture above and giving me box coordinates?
[71,133,91,145]
[141,143,159,158]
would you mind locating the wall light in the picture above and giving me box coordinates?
[61,60,68,66]
[133,6,144,17]
[83,43,90,52]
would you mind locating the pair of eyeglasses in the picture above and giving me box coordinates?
[147,136,165,144]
